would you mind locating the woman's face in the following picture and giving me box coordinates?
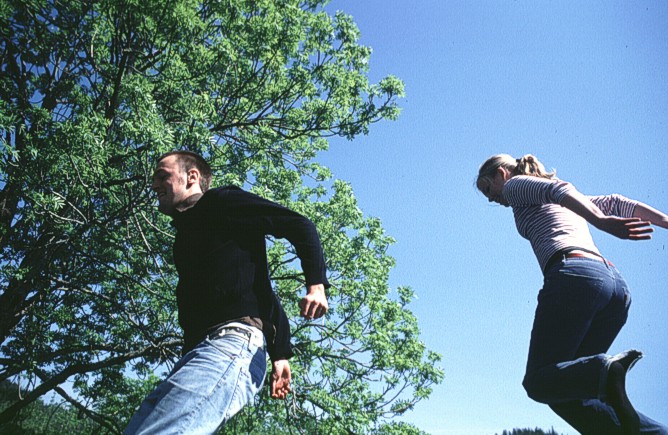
[480,167,512,206]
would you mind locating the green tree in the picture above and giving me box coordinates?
[0,380,104,434]
[0,0,443,433]
[497,429,562,435]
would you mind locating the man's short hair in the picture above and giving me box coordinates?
[158,150,213,192]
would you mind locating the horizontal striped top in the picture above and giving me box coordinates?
[503,175,638,271]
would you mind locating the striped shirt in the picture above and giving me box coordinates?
[503,175,638,271]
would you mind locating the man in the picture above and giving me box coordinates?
[125,151,329,434]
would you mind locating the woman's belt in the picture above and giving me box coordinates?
[544,249,614,273]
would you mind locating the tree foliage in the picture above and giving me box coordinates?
[0,380,103,434]
[0,0,443,432]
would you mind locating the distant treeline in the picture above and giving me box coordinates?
[497,429,562,435]
[2,379,563,435]
[0,380,104,434]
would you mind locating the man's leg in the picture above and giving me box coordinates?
[125,326,266,435]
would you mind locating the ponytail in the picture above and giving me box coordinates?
[512,154,555,179]
[476,153,556,194]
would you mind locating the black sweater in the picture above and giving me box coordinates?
[171,186,329,360]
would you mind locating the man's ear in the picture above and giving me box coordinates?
[186,169,200,188]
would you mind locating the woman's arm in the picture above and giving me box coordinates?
[560,191,654,240]
[633,202,668,229]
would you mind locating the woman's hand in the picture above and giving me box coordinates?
[594,216,654,240]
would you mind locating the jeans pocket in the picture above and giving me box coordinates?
[208,334,247,360]
[248,347,267,389]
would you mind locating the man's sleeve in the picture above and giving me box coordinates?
[263,290,294,362]
[218,187,330,288]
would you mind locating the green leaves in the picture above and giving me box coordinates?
[260,180,443,432]
[1,0,439,433]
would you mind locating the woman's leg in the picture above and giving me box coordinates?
[522,259,627,402]
[524,260,668,434]
[522,259,631,431]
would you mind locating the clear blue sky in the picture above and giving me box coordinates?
[321,1,668,434]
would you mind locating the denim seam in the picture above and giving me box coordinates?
[182,347,245,433]
[207,335,246,360]
[223,365,251,421]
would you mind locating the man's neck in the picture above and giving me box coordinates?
[174,192,203,213]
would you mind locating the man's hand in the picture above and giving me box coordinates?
[299,284,328,320]
[271,359,291,400]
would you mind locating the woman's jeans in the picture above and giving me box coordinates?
[523,257,667,434]
[124,324,267,435]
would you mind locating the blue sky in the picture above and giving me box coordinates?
[321,1,668,434]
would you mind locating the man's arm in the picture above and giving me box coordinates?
[263,290,294,362]
[216,188,330,398]
[266,285,326,400]
[218,187,331,315]
[218,188,330,288]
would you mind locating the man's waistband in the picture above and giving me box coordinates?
[207,322,264,348]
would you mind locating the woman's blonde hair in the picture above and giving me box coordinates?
[476,154,555,193]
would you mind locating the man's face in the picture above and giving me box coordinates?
[151,155,189,215]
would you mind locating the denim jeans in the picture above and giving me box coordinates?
[522,257,667,434]
[124,323,267,435]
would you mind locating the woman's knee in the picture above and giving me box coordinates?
[522,372,547,403]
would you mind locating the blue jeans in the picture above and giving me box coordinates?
[124,323,267,435]
[522,257,667,434]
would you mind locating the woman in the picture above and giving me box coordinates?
[476,154,668,434]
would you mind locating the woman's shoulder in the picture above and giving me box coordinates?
[505,176,574,203]
[512,174,561,182]
[506,175,557,188]
[507,175,569,189]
